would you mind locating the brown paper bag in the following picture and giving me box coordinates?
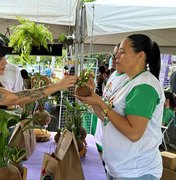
[8,119,36,159]
[41,129,85,180]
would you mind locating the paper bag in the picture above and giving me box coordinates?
[8,119,36,159]
[41,129,85,180]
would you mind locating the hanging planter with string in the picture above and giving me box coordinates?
[58,33,74,49]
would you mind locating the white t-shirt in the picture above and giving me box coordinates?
[94,71,128,147]
[102,71,165,178]
[0,63,23,92]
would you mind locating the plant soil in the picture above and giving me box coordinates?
[75,85,91,97]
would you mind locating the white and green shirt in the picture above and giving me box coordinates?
[102,71,165,178]
[95,71,128,149]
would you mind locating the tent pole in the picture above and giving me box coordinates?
[74,0,81,76]
[80,4,86,72]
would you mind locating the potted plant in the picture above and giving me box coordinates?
[32,102,51,127]
[31,73,52,127]
[75,69,95,97]
[54,100,87,157]
[8,16,54,62]
[8,146,26,176]
[58,33,74,49]
[0,109,25,180]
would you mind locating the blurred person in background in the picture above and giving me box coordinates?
[0,38,23,92]
[96,65,106,97]
[21,69,31,89]
[162,91,175,126]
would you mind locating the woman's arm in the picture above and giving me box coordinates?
[0,75,77,106]
[76,92,149,142]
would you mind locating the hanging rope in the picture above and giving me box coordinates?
[5,27,10,36]
[89,4,95,58]
[68,0,72,36]
[36,0,39,22]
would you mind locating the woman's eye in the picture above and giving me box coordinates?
[120,51,125,54]
[118,49,125,54]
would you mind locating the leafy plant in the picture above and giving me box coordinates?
[0,109,21,167]
[76,69,95,87]
[9,16,53,61]
[63,100,87,139]
[31,73,49,106]
[58,33,74,49]
[75,69,95,97]
[9,146,26,164]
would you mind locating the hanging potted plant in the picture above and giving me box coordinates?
[8,16,56,62]
[58,33,74,49]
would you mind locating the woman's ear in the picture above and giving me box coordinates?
[138,51,145,60]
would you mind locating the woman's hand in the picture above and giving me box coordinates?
[87,77,96,92]
[76,91,102,106]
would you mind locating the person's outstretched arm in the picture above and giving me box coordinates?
[0,75,77,106]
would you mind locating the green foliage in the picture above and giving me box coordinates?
[58,33,67,43]
[0,110,21,167]
[76,69,95,87]
[7,55,36,66]
[82,0,95,2]
[9,16,53,62]
[58,33,73,49]
[32,73,49,105]
[8,146,26,164]
[63,100,87,139]
[0,33,9,45]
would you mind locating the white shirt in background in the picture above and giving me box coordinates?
[0,63,23,92]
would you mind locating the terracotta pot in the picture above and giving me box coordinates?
[11,162,24,176]
[0,164,22,180]
[77,139,87,157]
[79,126,87,141]
[75,85,91,97]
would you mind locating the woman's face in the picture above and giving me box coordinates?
[112,46,119,69]
[115,38,141,75]
[0,57,7,75]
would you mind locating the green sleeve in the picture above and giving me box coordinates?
[124,84,160,119]
[162,108,174,125]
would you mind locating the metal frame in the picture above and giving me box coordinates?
[161,115,175,151]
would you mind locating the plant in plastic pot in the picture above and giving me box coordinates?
[75,69,95,97]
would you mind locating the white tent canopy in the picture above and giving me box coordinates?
[0,0,79,39]
[84,0,176,54]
